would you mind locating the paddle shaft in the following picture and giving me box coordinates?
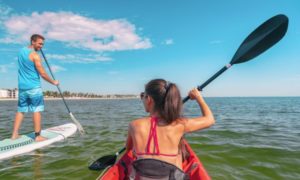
[117,147,126,155]
[182,64,232,103]
[40,49,71,113]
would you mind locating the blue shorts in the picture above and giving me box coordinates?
[18,88,44,113]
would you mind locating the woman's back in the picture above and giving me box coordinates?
[126,79,214,179]
[130,116,185,169]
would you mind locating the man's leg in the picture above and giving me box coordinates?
[28,88,46,142]
[12,89,27,140]
[11,112,24,139]
[32,112,46,142]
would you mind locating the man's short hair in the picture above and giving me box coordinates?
[30,34,45,44]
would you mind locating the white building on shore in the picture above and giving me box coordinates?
[0,88,18,98]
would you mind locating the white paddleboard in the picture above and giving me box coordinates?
[0,123,77,160]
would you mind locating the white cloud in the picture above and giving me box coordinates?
[0,4,12,22]
[50,65,66,73]
[1,11,152,52]
[162,39,174,45]
[46,53,112,63]
[0,63,15,73]
[0,48,18,56]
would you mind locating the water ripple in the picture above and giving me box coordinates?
[0,97,299,179]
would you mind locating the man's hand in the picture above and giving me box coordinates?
[52,80,59,86]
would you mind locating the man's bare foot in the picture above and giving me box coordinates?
[35,135,47,142]
[11,134,21,140]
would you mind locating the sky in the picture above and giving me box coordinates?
[0,0,299,97]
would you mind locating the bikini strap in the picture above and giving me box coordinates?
[145,116,160,155]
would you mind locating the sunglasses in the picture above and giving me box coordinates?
[140,92,147,99]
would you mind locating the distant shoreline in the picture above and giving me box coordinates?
[1,96,299,101]
[0,97,139,101]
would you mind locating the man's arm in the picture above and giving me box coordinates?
[31,52,59,85]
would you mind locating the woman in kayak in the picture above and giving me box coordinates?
[126,79,215,179]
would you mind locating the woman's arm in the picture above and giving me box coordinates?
[125,123,133,151]
[184,88,215,133]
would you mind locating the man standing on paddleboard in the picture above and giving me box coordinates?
[11,34,59,142]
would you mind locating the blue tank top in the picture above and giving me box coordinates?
[18,47,41,90]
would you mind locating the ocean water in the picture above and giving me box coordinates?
[0,97,299,180]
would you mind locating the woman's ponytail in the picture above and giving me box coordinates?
[145,79,182,124]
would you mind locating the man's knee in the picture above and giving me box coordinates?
[16,112,24,116]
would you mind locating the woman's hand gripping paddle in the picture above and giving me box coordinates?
[183,14,288,102]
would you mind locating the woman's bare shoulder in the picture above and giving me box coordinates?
[130,117,150,127]
[174,117,188,125]
[170,117,188,132]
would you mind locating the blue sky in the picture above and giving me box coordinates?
[0,0,299,97]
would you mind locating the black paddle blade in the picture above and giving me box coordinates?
[88,154,117,171]
[231,14,288,65]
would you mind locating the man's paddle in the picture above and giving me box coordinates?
[40,49,85,135]
[88,14,289,171]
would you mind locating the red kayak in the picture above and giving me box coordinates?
[98,139,210,180]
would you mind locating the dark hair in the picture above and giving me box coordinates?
[30,34,45,44]
[145,79,182,124]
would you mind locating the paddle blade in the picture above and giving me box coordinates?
[88,154,117,171]
[230,14,288,65]
[69,112,85,135]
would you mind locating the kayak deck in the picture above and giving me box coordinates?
[99,139,210,180]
